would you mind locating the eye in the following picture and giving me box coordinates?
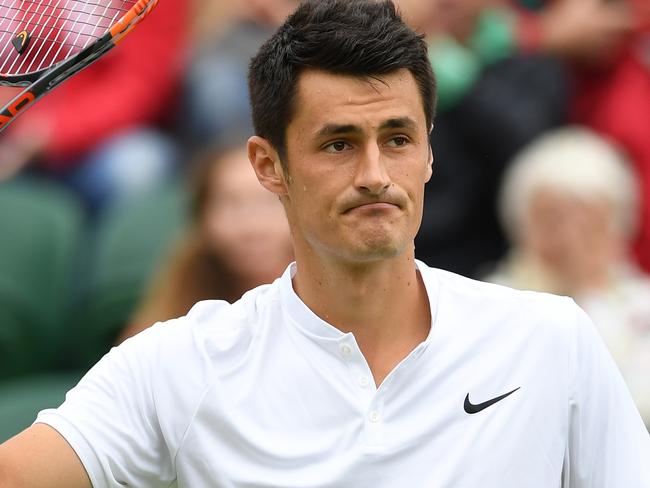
[387,136,409,148]
[324,141,350,153]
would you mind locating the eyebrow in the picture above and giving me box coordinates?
[316,124,361,137]
[379,117,417,131]
[315,117,418,138]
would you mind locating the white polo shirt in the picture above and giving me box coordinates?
[36,261,650,487]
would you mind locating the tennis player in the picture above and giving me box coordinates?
[1,1,649,486]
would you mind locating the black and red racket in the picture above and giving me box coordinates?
[0,0,159,132]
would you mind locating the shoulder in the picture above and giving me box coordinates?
[418,261,583,341]
[421,261,577,313]
[133,280,282,372]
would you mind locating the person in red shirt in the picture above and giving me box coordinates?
[570,3,650,272]
[513,0,650,272]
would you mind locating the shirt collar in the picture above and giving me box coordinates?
[279,260,440,346]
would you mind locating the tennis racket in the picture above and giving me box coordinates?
[0,0,159,132]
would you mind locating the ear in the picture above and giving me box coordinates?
[248,136,288,195]
[424,145,434,183]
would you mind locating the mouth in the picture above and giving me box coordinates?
[343,201,401,214]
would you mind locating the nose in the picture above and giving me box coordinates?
[353,143,391,195]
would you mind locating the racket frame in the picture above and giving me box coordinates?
[0,0,158,132]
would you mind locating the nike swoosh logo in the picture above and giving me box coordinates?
[464,387,520,414]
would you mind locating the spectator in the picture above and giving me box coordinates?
[395,0,569,276]
[487,127,650,425]
[120,143,293,341]
[0,0,189,212]
[511,0,650,273]
[182,0,298,150]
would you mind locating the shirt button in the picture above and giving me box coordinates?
[369,410,381,423]
[339,343,353,357]
[358,376,370,388]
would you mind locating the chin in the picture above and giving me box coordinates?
[344,238,406,263]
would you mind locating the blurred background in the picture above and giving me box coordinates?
[1,0,649,440]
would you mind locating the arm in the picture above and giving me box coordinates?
[513,0,634,65]
[0,424,91,488]
[564,305,650,486]
[0,320,201,488]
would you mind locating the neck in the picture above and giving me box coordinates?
[292,247,431,385]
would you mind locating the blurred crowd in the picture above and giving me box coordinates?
[1,0,649,437]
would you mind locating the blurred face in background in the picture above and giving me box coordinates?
[393,0,439,33]
[202,148,293,286]
[247,0,300,26]
[428,0,494,41]
[520,186,621,286]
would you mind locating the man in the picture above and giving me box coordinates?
[1,1,649,486]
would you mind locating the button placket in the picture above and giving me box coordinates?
[358,375,371,388]
[364,393,386,446]
[337,339,380,443]
[368,410,381,423]
[339,342,353,359]
[338,339,376,395]
[346,352,377,402]
[335,334,385,446]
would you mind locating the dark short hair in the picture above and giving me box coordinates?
[248,0,436,168]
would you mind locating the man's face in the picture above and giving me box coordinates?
[280,68,433,265]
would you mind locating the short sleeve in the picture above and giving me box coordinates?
[564,303,650,487]
[34,319,209,488]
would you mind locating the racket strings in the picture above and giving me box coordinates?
[0,0,135,76]
[1,2,132,21]
[0,10,130,30]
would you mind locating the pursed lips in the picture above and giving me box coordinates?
[342,201,401,214]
